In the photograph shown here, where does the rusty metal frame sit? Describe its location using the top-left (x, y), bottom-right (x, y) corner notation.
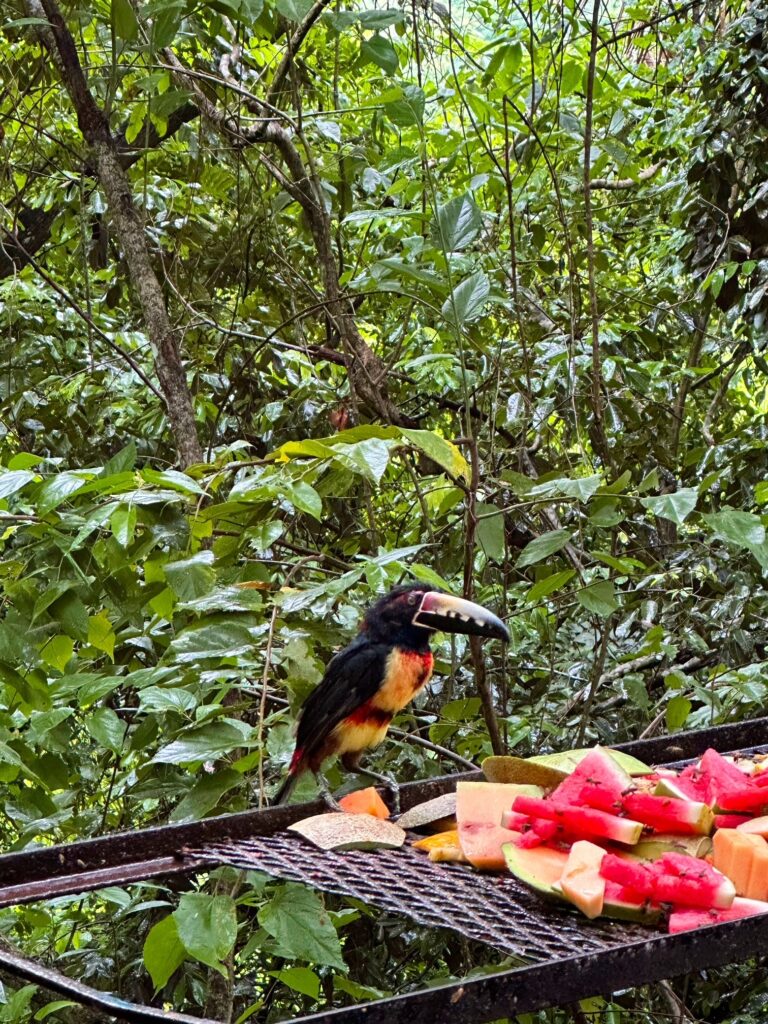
top-left (0, 715), bottom-right (765, 1023)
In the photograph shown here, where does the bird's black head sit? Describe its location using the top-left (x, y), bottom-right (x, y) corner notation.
top-left (361, 583), bottom-right (509, 648)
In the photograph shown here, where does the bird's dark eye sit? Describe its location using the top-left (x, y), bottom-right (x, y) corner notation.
top-left (408, 592), bottom-right (419, 605)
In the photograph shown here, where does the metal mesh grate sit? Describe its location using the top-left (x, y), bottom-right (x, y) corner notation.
top-left (192, 833), bottom-right (652, 962)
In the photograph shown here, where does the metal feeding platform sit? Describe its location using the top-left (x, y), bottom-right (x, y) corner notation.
top-left (0, 716), bottom-right (767, 1024)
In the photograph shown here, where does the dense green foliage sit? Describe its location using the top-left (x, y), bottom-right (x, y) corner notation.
top-left (1, 0), bottom-right (768, 1019)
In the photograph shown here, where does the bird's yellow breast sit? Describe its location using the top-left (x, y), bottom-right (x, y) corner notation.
top-left (375, 647), bottom-right (434, 713)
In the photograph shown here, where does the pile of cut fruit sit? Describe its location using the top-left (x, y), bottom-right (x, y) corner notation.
top-left (412, 745), bottom-right (768, 933)
top-left (287, 744), bottom-right (768, 934)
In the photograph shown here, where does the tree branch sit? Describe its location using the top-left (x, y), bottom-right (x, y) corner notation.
top-left (33, 0), bottom-right (202, 467)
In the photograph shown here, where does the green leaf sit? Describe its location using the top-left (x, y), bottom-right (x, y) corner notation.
top-left (702, 509), bottom-right (768, 569)
top-left (87, 707), bottom-right (127, 753)
top-left (529, 475), bottom-right (603, 502)
top-left (400, 428), bottom-right (470, 481)
top-left (275, 0), bottom-right (313, 18)
top-left (144, 916), bottom-right (185, 990)
top-left (167, 621), bottom-right (257, 662)
top-left (360, 35), bottom-right (399, 75)
top-left (384, 85), bottom-right (425, 126)
top-left (270, 967), bottom-right (321, 1000)
top-left (170, 768), bottom-right (242, 822)
top-left (40, 635), bottom-right (75, 673)
top-left (332, 438), bottom-right (393, 485)
top-left (151, 721), bottom-right (253, 764)
top-left (111, 0), bottom-right (139, 42)
top-left (50, 592), bottom-right (90, 642)
top-left (88, 610), bottom-right (115, 659)
top-left (525, 569), bottom-right (576, 603)
top-left (475, 502), bottom-right (505, 560)
top-left (35, 473), bottom-right (86, 514)
top-left (34, 1000), bottom-right (79, 1021)
top-left (515, 529), bottom-right (571, 568)
top-left (282, 480), bottom-right (323, 519)
top-left (151, 2), bottom-right (184, 47)
top-left (164, 552), bottom-right (216, 601)
top-left (640, 487), bottom-right (698, 525)
top-left (139, 686), bottom-right (197, 714)
top-left (432, 194), bottom-right (483, 251)
top-left (442, 271), bottom-right (490, 328)
top-left (0, 663), bottom-right (50, 709)
top-left (0, 470), bottom-right (36, 500)
top-left (577, 580), bottom-right (618, 617)
top-left (174, 893), bottom-right (237, 974)
top-left (110, 503), bottom-right (137, 547)
top-left (666, 694), bottom-right (692, 732)
top-left (702, 509), bottom-right (765, 547)
top-left (259, 883), bottom-right (345, 969)
top-left (357, 8), bottom-right (404, 28)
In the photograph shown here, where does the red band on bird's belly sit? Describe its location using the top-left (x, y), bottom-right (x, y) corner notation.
top-left (346, 702), bottom-right (393, 726)
top-left (289, 747), bottom-right (305, 773)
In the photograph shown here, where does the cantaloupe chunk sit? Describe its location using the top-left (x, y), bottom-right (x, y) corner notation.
top-left (737, 814), bottom-right (768, 838)
top-left (746, 844), bottom-right (768, 901)
top-left (712, 829), bottom-right (766, 897)
top-left (558, 840), bottom-right (606, 919)
top-left (456, 781), bottom-right (543, 870)
top-left (338, 786), bottom-right (390, 819)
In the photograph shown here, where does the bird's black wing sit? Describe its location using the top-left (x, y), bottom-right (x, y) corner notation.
top-left (294, 635), bottom-right (392, 760)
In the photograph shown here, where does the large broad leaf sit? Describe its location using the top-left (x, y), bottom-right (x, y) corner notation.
top-left (259, 883), bottom-right (345, 969)
top-left (432, 194), bottom-right (483, 251)
top-left (143, 916), bottom-right (185, 990)
top-left (174, 893), bottom-right (237, 974)
top-left (360, 35), bottom-right (399, 75)
top-left (111, 0), bottom-right (139, 42)
top-left (331, 438), bottom-right (394, 486)
top-left (525, 569), bottom-right (576, 604)
top-left (0, 470), bottom-right (37, 500)
top-left (167, 621), bottom-right (256, 662)
top-left (515, 529), bottom-right (571, 568)
top-left (384, 85), bottom-right (425, 126)
top-left (529, 475), bottom-right (603, 502)
top-left (442, 271), bottom-right (490, 328)
top-left (702, 509), bottom-right (768, 568)
top-left (270, 967), bottom-right (321, 1000)
top-left (281, 480), bottom-right (323, 519)
top-left (35, 473), bottom-right (86, 515)
top-left (577, 579), bottom-right (618, 617)
top-left (476, 502), bottom-right (505, 560)
top-left (640, 487), bottom-right (698, 525)
top-left (169, 768), bottom-right (241, 822)
top-left (400, 428), bottom-right (469, 481)
top-left (164, 551), bottom-right (216, 601)
top-left (151, 721), bottom-right (253, 764)
top-left (87, 707), bottom-right (127, 753)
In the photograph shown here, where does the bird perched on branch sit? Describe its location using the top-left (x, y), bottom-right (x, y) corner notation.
top-left (272, 583), bottom-right (509, 809)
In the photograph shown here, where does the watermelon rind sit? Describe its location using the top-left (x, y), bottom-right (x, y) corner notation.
top-left (631, 834), bottom-right (713, 860)
top-left (503, 843), bottom-right (661, 923)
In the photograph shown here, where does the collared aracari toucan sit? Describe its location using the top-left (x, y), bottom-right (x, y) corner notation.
top-left (272, 583), bottom-right (509, 807)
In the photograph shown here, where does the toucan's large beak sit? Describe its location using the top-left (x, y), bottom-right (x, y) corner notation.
top-left (412, 591), bottom-right (509, 641)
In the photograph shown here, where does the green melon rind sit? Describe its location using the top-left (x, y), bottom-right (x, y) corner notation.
top-left (528, 748), bottom-right (652, 777)
top-left (481, 755), bottom-right (567, 788)
top-left (502, 843), bottom-right (662, 924)
top-left (630, 835), bottom-right (713, 860)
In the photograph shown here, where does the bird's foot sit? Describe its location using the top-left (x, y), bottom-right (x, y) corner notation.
top-left (316, 775), bottom-right (342, 811)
